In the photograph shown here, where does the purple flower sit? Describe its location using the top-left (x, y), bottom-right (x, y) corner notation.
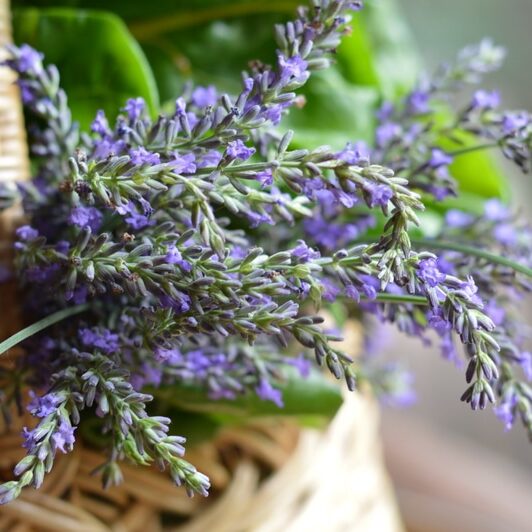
top-left (291, 240), bottom-right (320, 262)
top-left (407, 90), bottom-right (430, 114)
top-left (484, 198), bottom-right (509, 221)
top-left (402, 123), bottom-right (424, 145)
top-left (26, 264), bottom-right (61, 284)
top-left (91, 110), bottom-right (110, 136)
top-left (165, 244), bottom-right (192, 271)
top-left (170, 152), bottom-right (197, 174)
top-left (428, 149), bottom-right (453, 169)
top-left (143, 365), bottom-right (165, 387)
top-left (225, 140), bottom-right (255, 161)
top-left (417, 258), bottom-right (446, 287)
top-left (439, 334), bottom-right (462, 367)
top-left (18, 80), bottom-right (35, 104)
top-left (131, 364), bottom-right (164, 391)
top-left (123, 97), bottom-right (145, 121)
top-left (186, 350), bottom-right (222, 379)
top-left (129, 147), bottom-right (160, 166)
top-left (484, 299), bottom-right (505, 326)
top-left (117, 201), bottom-right (154, 230)
top-left (27, 391), bottom-right (62, 418)
top-left (51, 420), bottom-right (76, 453)
top-left (494, 393), bottom-right (518, 431)
top-left (278, 54), bottom-right (308, 84)
top-left (21, 426), bottom-right (38, 451)
top-left (16, 225), bottom-right (39, 241)
top-left (16, 44), bottom-right (43, 73)
top-left (320, 278), bottom-right (340, 302)
top-left (445, 209), bottom-right (474, 228)
top-left (304, 213), bottom-right (373, 250)
top-left (287, 354), bottom-right (311, 378)
top-left (139, 197), bottom-right (154, 217)
top-left (209, 388), bottom-right (238, 401)
top-left (175, 97), bottom-right (187, 116)
top-left (255, 378), bottom-right (284, 408)
top-left (493, 223), bottom-right (517, 245)
top-left (261, 104), bottom-right (284, 125)
top-left (517, 351), bottom-right (532, 381)
top-left (72, 285), bottom-right (89, 305)
top-left (191, 85), bottom-right (217, 107)
top-left (345, 284), bottom-right (360, 301)
top-left (155, 347), bottom-right (182, 364)
top-left (197, 150), bottom-right (222, 168)
top-left (160, 292), bottom-right (191, 314)
top-left (302, 178), bottom-right (325, 198)
top-left (427, 184), bottom-right (451, 201)
top-left (255, 169), bottom-right (273, 187)
top-left (247, 211), bottom-right (273, 228)
top-left (328, 187), bottom-right (357, 208)
top-left (471, 89), bottom-right (500, 110)
top-left (69, 206), bottom-right (103, 232)
top-left (361, 283), bottom-right (377, 300)
top-left (242, 77), bottom-right (254, 94)
top-left (365, 182), bottom-right (393, 208)
top-left (347, 1), bottom-right (363, 10)
top-left (337, 141), bottom-right (370, 165)
top-left (229, 246), bottom-right (247, 261)
top-left (459, 276), bottom-right (482, 305)
top-left (304, 216), bottom-right (337, 249)
top-left (79, 328), bottom-right (120, 354)
top-left (376, 101), bottom-right (394, 122)
top-left (375, 123), bottom-right (400, 147)
top-left (55, 241), bottom-right (70, 254)
top-left (92, 138), bottom-right (126, 159)
top-left (501, 111), bottom-right (530, 134)
top-left (428, 309), bottom-right (451, 335)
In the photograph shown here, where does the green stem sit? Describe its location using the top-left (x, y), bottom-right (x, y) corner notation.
top-left (0, 304), bottom-right (89, 356)
top-left (412, 239), bottom-right (532, 278)
top-left (447, 142), bottom-right (498, 157)
top-left (130, 1), bottom-right (300, 40)
top-left (374, 293), bottom-right (428, 305)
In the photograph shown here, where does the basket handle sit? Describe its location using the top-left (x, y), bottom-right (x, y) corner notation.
top-left (0, 0), bottom-right (29, 341)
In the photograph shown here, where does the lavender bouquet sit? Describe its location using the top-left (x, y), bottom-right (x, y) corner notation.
top-left (0, 0), bottom-right (530, 505)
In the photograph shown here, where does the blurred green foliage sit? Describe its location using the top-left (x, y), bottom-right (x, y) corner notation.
top-left (13, 8), bottom-right (159, 127)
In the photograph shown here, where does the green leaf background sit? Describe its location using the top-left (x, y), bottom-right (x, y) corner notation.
top-left (13, 8), bottom-right (160, 128)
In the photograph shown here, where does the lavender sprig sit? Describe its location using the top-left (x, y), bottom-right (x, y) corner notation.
top-left (0, 388), bottom-right (75, 504)
top-left (3, 45), bottom-right (78, 177)
top-left (0, 350), bottom-right (209, 501)
top-left (366, 40), bottom-right (530, 199)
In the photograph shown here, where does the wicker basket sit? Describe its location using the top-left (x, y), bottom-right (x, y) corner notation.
top-left (0, 1), bottom-right (404, 530)
top-left (0, 393), bottom-right (404, 532)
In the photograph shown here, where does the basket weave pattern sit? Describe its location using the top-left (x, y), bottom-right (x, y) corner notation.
top-left (0, 396), bottom-right (403, 532)
top-left (0, 1), bottom-right (403, 529)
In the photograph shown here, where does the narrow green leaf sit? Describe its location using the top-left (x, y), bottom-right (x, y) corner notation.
top-left (412, 239), bottom-right (532, 278)
top-left (0, 304), bottom-right (89, 355)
